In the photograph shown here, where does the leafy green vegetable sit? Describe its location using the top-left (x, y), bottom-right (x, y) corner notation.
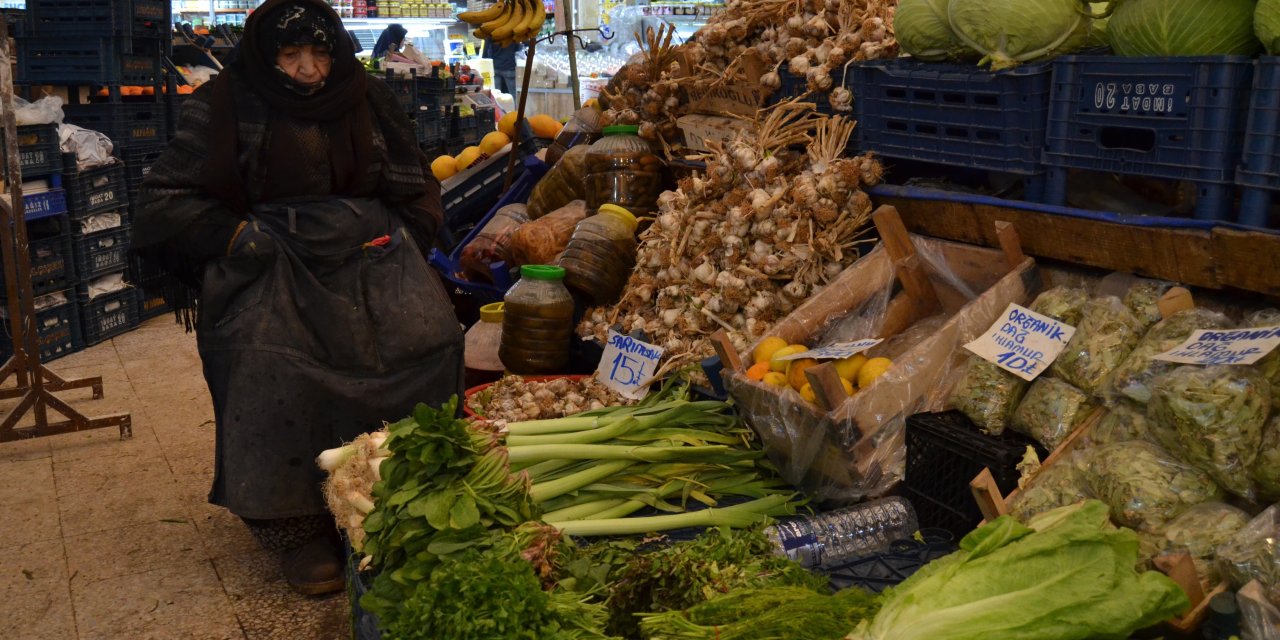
top-left (1245, 309), bottom-right (1280, 407)
top-left (1031, 286), bottom-right (1088, 326)
top-left (1087, 401), bottom-right (1154, 447)
top-left (1101, 0), bottom-right (1262, 56)
top-left (1147, 365), bottom-right (1272, 499)
top-left (1008, 451), bottom-right (1089, 523)
top-left (1082, 441), bottom-right (1222, 532)
top-left (1122, 280), bottom-right (1174, 330)
top-left (849, 501), bottom-right (1190, 640)
top-left (1260, 0), bottom-right (1280, 53)
top-left (1156, 502), bottom-right (1251, 587)
top-left (1216, 504), bottom-right (1280, 606)
top-left (947, 0), bottom-right (1096, 69)
top-left (1011, 377), bottom-right (1096, 450)
top-left (894, 0), bottom-right (974, 61)
top-left (1253, 415), bottom-right (1280, 502)
top-left (1109, 308), bottom-right (1232, 405)
top-left (638, 586), bottom-right (879, 639)
top-left (948, 356), bottom-right (1029, 435)
top-left (1052, 296), bottom-right (1145, 396)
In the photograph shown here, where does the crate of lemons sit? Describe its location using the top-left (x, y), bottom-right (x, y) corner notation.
top-left (744, 336), bottom-right (893, 406)
top-left (430, 111), bottom-right (564, 181)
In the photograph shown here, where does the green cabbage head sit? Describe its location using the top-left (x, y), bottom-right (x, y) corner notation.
top-left (894, 0), bottom-right (975, 61)
top-left (1104, 0), bottom-right (1262, 56)
top-left (1259, 0), bottom-right (1280, 54)
top-left (948, 0), bottom-right (1094, 69)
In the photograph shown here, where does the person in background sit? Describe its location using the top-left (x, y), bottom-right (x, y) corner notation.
top-left (372, 23), bottom-right (408, 60)
top-left (131, 0), bottom-right (463, 596)
top-left (485, 38), bottom-right (521, 96)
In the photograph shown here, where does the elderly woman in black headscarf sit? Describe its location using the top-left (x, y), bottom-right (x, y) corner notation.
top-left (132, 0), bottom-right (463, 595)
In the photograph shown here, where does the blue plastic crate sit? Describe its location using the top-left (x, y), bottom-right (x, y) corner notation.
top-left (1043, 55), bottom-right (1254, 221)
top-left (850, 59), bottom-right (1053, 181)
top-left (2, 124), bottom-right (62, 179)
top-left (63, 163), bottom-right (129, 219)
top-left (73, 225), bottom-right (132, 282)
top-left (77, 284), bottom-right (138, 345)
top-left (0, 291), bottom-right (83, 361)
top-left (1238, 57), bottom-right (1280, 228)
top-left (17, 36), bottom-right (163, 86)
top-left (15, 187), bottom-right (68, 221)
top-left (0, 216), bottom-right (74, 295)
top-left (25, 0), bottom-right (170, 38)
top-left (771, 68), bottom-right (834, 115)
top-left (63, 101), bottom-right (167, 148)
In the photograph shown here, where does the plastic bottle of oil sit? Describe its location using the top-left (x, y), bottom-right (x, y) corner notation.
top-left (464, 302), bottom-right (506, 388)
top-left (545, 106), bottom-right (603, 166)
top-left (499, 265), bottom-right (575, 374)
top-left (559, 204), bottom-right (638, 305)
top-left (583, 125), bottom-right (665, 216)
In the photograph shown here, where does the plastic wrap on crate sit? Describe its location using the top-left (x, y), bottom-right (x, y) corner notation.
top-left (439, 139), bottom-right (540, 251)
top-left (1239, 580), bottom-right (1280, 640)
top-left (722, 236), bottom-right (1042, 504)
top-left (1216, 504), bottom-right (1280, 608)
top-left (62, 102), bottom-right (168, 149)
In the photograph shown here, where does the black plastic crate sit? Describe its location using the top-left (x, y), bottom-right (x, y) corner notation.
top-left (1043, 55), bottom-right (1255, 221)
top-left (1238, 57), bottom-right (1280, 228)
top-left (63, 163), bottom-right (129, 218)
top-left (26, 0), bottom-right (170, 38)
top-left (772, 68), bottom-right (834, 115)
top-left (416, 106), bottom-right (449, 152)
top-left (17, 36), bottom-right (164, 86)
top-left (379, 69), bottom-right (416, 113)
top-left (439, 139), bottom-right (536, 250)
top-left (135, 287), bottom-right (168, 320)
top-left (62, 102), bottom-right (167, 148)
top-left (73, 225), bottom-right (131, 282)
top-left (116, 145), bottom-right (164, 200)
top-left (2, 124), bottom-right (62, 178)
top-left (0, 291), bottom-right (82, 361)
top-left (850, 59), bottom-right (1053, 179)
top-left (0, 216), bottom-right (74, 295)
top-left (77, 284), bottom-right (138, 345)
top-left (904, 411), bottom-right (1046, 539)
top-left (824, 529), bottom-right (956, 592)
top-left (412, 72), bottom-right (455, 112)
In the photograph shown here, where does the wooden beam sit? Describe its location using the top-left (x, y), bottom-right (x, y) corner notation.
top-left (994, 221), bottom-right (1025, 270)
top-left (970, 468), bottom-right (1007, 522)
top-left (804, 362), bottom-right (849, 412)
top-left (709, 330), bottom-right (743, 373)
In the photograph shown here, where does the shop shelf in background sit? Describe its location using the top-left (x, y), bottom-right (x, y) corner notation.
top-left (63, 162), bottom-right (129, 218)
top-left (73, 225), bottom-right (132, 282)
top-left (62, 101), bottom-right (167, 148)
top-left (903, 411), bottom-right (1046, 540)
top-left (17, 36), bottom-right (164, 86)
top-left (25, 0), bottom-right (170, 39)
top-left (1043, 55), bottom-right (1254, 221)
top-left (77, 284), bottom-right (138, 346)
top-left (849, 59), bottom-right (1053, 196)
top-left (1, 124), bottom-right (62, 178)
top-left (0, 290), bottom-right (83, 362)
top-left (1238, 57), bottom-right (1280, 228)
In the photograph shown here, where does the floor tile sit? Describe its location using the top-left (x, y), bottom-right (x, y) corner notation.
top-left (65, 519), bottom-right (205, 587)
top-left (0, 539), bottom-right (76, 640)
top-left (0, 461), bottom-right (60, 550)
top-left (72, 560), bottom-right (244, 640)
top-left (0, 457), bottom-right (54, 506)
top-left (191, 502), bottom-right (261, 563)
top-left (213, 552), bottom-right (350, 640)
top-left (46, 419), bottom-right (160, 465)
top-left (53, 445), bottom-right (165, 498)
top-left (56, 467), bottom-right (188, 537)
top-left (0, 435), bottom-right (52, 463)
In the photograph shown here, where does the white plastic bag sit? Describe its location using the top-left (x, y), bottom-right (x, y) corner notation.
top-left (58, 124), bottom-right (115, 171)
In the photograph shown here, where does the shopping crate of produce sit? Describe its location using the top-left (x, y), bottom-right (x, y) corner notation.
top-left (1043, 55), bottom-right (1255, 221)
top-left (25, 0), bottom-right (170, 38)
top-left (1238, 57), bottom-right (1280, 228)
top-left (17, 36), bottom-right (164, 86)
top-left (0, 290), bottom-right (83, 361)
top-left (1, 124), bottom-right (62, 178)
top-left (73, 224), bottom-right (132, 282)
top-left (438, 136), bottom-right (540, 252)
top-left (903, 411), bottom-right (1046, 539)
top-left (77, 282), bottom-right (138, 345)
top-left (62, 101), bottom-right (167, 148)
top-left (63, 162), bottom-right (129, 218)
top-left (849, 59), bottom-right (1053, 182)
top-left (116, 145), bottom-right (164, 200)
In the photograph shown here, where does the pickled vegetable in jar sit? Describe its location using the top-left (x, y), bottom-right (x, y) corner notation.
top-left (499, 265), bottom-right (575, 374)
top-left (584, 125), bottom-right (665, 217)
top-left (560, 204), bottom-right (638, 305)
top-left (464, 302), bottom-right (505, 387)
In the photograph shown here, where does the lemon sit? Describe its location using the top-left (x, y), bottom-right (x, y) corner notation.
top-left (768, 345), bottom-right (807, 372)
top-left (799, 383), bottom-right (817, 404)
top-left (762, 372), bottom-right (788, 388)
top-left (834, 353), bottom-right (868, 382)
top-left (753, 336), bottom-right (789, 366)
top-left (455, 146), bottom-right (483, 172)
top-left (479, 130), bottom-right (511, 156)
top-left (857, 357), bottom-right (893, 389)
top-left (430, 155), bottom-right (458, 181)
top-left (498, 111), bottom-right (520, 138)
top-left (841, 377), bottom-right (856, 396)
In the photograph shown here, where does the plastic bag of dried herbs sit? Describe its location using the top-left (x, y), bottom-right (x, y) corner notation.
top-left (1109, 308), bottom-right (1233, 405)
top-left (1246, 309), bottom-right (1280, 407)
top-left (1011, 377), bottom-right (1097, 450)
top-left (1216, 504), bottom-right (1280, 608)
top-left (1123, 280), bottom-right (1175, 330)
top-left (1087, 401), bottom-right (1154, 448)
top-left (1008, 451), bottom-right (1090, 523)
top-left (1030, 286), bottom-right (1089, 326)
top-left (1147, 365), bottom-right (1272, 499)
top-left (948, 356), bottom-right (1029, 435)
top-left (1052, 297), bottom-right (1146, 396)
top-left (1082, 441), bottom-right (1223, 532)
top-left (1156, 502), bottom-right (1252, 586)
top-left (1254, 416), bottom-right (1280, 502)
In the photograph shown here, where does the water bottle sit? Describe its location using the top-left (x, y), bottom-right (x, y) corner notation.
top-left (767, 497), bottom-right (918, 569)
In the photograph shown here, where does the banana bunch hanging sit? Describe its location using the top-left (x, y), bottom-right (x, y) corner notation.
top-left (458, 0), bottom-right (547, 46)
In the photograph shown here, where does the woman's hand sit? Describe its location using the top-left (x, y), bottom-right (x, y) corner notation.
top-left (227, 220), bottom-right (278, 260)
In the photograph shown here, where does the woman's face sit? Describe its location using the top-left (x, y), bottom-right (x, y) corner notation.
top-left (276, 43), bottom-right (333, 89)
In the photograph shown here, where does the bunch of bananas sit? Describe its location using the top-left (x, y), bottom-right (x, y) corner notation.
top-left (458, 0), bottom-right (546, 46)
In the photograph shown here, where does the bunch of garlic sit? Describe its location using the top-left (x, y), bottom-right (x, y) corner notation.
top-left (600, 25), bottom-right (689, 153)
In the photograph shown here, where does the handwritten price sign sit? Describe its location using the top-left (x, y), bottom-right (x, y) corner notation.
top-left (1153, 325), bottom-right (1280, 366)
top-left (965, 303), bottom-right (1078, 381)
top-left (596, 330), bottom-right (665, 400)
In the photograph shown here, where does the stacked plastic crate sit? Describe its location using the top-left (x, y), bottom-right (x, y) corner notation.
top-left (0, 127), bottom-right (80, 361)
top-left (62, 160), bottom-right (138, 345)
top-left (119, 133), bottom-right (170, 321)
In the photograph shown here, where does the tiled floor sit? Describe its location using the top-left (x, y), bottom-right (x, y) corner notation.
top-left (0, 318), bottom-right (350, 640)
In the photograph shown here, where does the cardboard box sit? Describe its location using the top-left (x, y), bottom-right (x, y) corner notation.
top-left (677, 114), bottom-right (754, 151)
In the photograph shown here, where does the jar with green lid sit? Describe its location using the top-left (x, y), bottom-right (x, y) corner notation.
top-left (464, 302), bottom-right (505, 387)
top-left (499, 265), bottom-right (575, 374)
top-left (584, 125), bottom-right (665, 217)
top-left (560, 204), bottom-right (638, 305)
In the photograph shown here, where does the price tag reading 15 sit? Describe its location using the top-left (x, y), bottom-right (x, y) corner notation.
top-left (964, 303), bottom-right (1078, 382)
top-left (596, 330), bottom-right (665, 400)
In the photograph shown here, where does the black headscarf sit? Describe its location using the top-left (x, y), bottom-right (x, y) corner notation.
top-left (372, 24), bottom-right (408, 59)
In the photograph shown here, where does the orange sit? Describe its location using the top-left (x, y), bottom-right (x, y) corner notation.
top-left (745, 362), bottom-right (770, 381)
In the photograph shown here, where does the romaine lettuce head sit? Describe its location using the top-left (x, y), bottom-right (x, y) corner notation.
top-left (849, 501), bottom-right (1190, 640)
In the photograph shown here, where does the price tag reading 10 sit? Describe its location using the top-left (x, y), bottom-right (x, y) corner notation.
top-left (596, 330), bottom-right (666, 400)
top-left (964, 303), bottom-right (1078, 382)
